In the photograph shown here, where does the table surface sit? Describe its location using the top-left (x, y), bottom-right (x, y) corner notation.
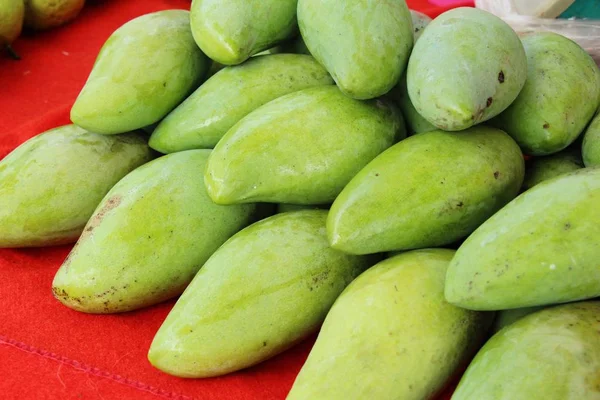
top-left (0, 1), bottom-right (473, 399)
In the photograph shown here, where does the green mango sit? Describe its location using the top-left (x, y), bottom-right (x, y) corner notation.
top-left (492, 32), bottom-right (600, 156)
top-left (407, 7), bottom-right (527, 131)
top-left (0, 125), bottom-right (153, 248)
top-left (491, 306), bottom-right (545, 333)
top-left (277, 203), bottom-right (328, 213)
top-left (410, 9), bottom-right (431, 41)
top-left (0, 0), bottom-right (24, 56)
top-left (583, 110), bottom-right (600, 167)
top-left (190, 0), bottom-right (298, 65)
top-left (522, 145), bottom-right (583, 191)
top-left (52, 150), bottom-right (256, 313)
top-left (452, 301), bottom-right (600, 400)
top-left (148, 210), bottom-right (373, 378)
top-left (388, 11), bottom-right (435, 135)
top-left (327, 126), bottom-right (524, 255)
top-left (205, 86), bottom-right (404, 205)
top-left (287, 249), bottom-right (493, 400)
top-left (297, 0), bottom-right (413, 100)
top-left (71, 10), bottom-right (209, 135)
top-left (149, 54), bottom-right (333, 153)
top-left (445, 168), bottom-right (600, 311)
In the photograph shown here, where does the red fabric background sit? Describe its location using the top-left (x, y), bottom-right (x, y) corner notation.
top-left (0, 1), bottom-right (473, 399)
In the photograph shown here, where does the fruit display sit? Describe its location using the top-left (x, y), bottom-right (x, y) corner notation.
top-left (2, 1), bottom-right (600, 399)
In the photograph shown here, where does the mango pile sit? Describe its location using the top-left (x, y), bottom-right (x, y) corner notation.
top-left (1, 2), bottom-right (600, 399)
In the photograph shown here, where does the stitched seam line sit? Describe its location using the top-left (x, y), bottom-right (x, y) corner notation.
top-left (0, 335), bottom-right (195, 400)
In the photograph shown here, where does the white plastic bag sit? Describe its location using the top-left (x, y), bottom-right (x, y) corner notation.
top-left (475, 0), bottom-right (600, 65)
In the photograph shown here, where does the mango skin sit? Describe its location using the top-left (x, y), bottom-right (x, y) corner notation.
top-left (71, 10), bottom-right (209, 135)
top-left (491, 306), bottom-right (545, 333)
top-left (522, 145), bottom-right (583, 190)
top-left (492, 32), bottom-right (600, 156)
top-left (148, 210), bottom-right (373, 378)
top-left (205, 86), bottom-right (404, 205)
top-left (327, 126), bottom-right (525, 255)
top-left (0, 0), bottom-right (24, 46)
top-left (452, 302), bottom-right (600, 400)
top-left (0, 125), bottom-right (153, 248)
top-left (190, 0), bottom-right (298, 65)
top-left (298, 0), bottom-right (413, 100)
top-left (287, 249), bottom-right (493, 400)
top-left (407, 7), bottom-right (527, 131)
top-left (583, 110), bottom-right (600, 167)
top-left (277, 203), bottom-right (328, 213)
top-left (388, 11), bottom-right (435, 135)
top-left (445, 167), bottom-right (600, 311)
top-left (52, 150), bottom-right (256, 313)
top-left (149, 54), bottom-right (333, 153)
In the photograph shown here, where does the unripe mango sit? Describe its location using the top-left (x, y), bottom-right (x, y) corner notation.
top-left (446, 168), bottom-right (600, 310)
top-left (52, 150), bottom-right (256, 313)
top-left (493, 32), bottom-right (600, 156)
top-left (190, 0), bottom-right (298, 65)
top-left (298, 0), bottom-right (414, 99)
top-left (148, 210), bottom-right (373, 377)
top-left (71, 10), bottom-right (209, 135)
top-left (149, 54), bottom-right (333, 153)
top-left (205, 86), bottom-right (404, 205)
top-left (287, 249), bottom-right (493, 400)
top-left (522, 145), bottom-right (583, 190)
top-left (328, 126), bottom-right (525, 255)
top-left (0, 125), bottom-right (153, 248)
top-left (583, 110), bottom-right (600, 167)
top-left (407, 7), bottom-right (527, 131)
top-left (452, 302), bottom-right (600, 400)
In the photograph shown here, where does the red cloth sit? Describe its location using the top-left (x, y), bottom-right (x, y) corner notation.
top-left (0, 1), bottom-right (472, 399)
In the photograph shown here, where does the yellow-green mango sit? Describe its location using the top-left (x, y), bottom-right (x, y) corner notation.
top-left (452, 301), bottom-right (600, 400)
top-left (388, 10), bottom-right (435, 135)
top-left (492, 32), bottom-right (600, 156)
top-left (277, 203), bottom-right (328, 213)
top-left (149, 54), bottom-right (333, 153)
top-left (327, 126), bottom-right (524, 255)
top-left (445, 168), bottom-right (600, 311)
top-left (190, 0), bottom-right (298, 65)
top-left (297, 0), bottom-right (413, 100)
top-left (0, 125), bottom-right (153, 248)
top-left (205, 86), bottom-right (404, 205)
top-left (407, 8), bottom-right (527, 131)
top-left (522, 145), bottom-right (583, 191)
top-left (0, 0), bottom-right (24, 57)
top-left (148, 210), bottom-right (373, 378)
top-left (491, 306), bottom-right (545, 333)
top-left (583, 110), bottom-right (600, 167)
top-left (287, 249), bottom-right (493, 400)
top-left (52, 150), bottom-right (256, 313)
top-left (71, 10), bottom-right (209, 135)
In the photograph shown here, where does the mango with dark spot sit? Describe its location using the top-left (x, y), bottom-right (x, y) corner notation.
top-left (71, 10), bottom-right (209, 135)
top-left (149, 54), bottom-right (333, 153)
top-left (0, 124), bottom-right (153, 248)
top-left (327, 126), bottom-right (524, 255)
top-left (445, 168), bottom-right (600, 310)
top-left (148, 211), bottom-right (373, 378)
top-left (190, 0), bottom-right (298, 65)
top-left (583, 109), bottom-right (600, 167)
top-left (52, 150), bottom-right (256, 313)
top-left (452, 301), bottom-right (600, 400)
top-left (522, 144), bottom-right (583, 191)
top-left (287, 249), bottom-right (493, 400)
top-left (297, 0), bottom-right (413, 99)
top-left (407, 8), bottom-right (527, 131)
top-left (492, 32), bottom-right (600, 156)
top-left (204, 86), bottom-right (404, 205)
